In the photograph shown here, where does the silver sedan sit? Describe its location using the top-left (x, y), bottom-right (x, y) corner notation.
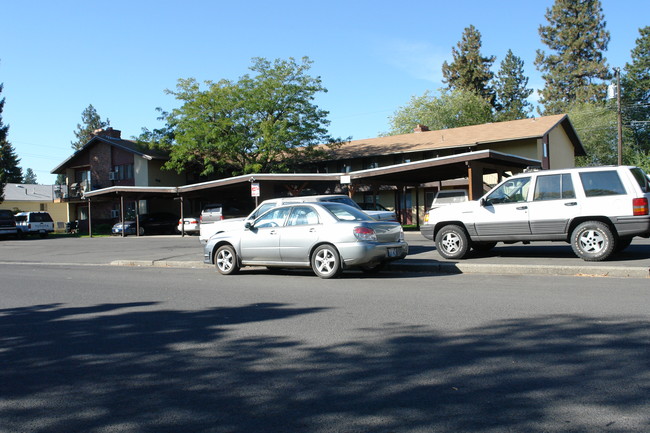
top-left (203, 202), bottom-right (408, 278)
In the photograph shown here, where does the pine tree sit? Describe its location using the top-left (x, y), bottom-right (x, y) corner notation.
top-left (23, 168), bottom-right (37, 184)
top-left (494, 49), bottom-right (533, 121)
top-left (71, 104), bottom-right (109, 150)
top-left (441, 25), bottom-right (497, 107)
top-left (535, 0), bottom-right (611, 114)
top-left (621, 26), bottom-right (650, 152)
top-left (1, 80), bottom-right (23, 202)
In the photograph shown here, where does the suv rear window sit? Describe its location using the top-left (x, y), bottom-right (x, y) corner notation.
top-left (629, 167), bottom-right (650, 193)
top-left (31, 213), bottom-right (53, 222)
top-left (0, 210), bottom-right (14, 218)
top-left (579, 171), bottom-right (626, 197)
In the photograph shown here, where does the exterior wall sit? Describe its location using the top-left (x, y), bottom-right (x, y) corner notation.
top-left (480, 138), bottom-right (540, 161)
top-left (548, 127), bottom-right (576, 169)
top-left (146, 159), bottom-right (186, 186)
top-left (89, 142), bottom-right (112, 189)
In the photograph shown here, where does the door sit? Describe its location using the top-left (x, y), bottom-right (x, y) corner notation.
top-left (474, 176), bottom-right (532, 239)
top-left (278, 206), bottom-right (321, 264)
top-left (527, 173), bottom-right (581, 237)
top-left (240, 207), bottom-right (291, 262)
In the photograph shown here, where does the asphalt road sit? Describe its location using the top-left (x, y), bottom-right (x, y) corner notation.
top-left (1, 264), bottom-right (649, 432)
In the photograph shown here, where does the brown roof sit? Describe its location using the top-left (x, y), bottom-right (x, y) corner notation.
top-left (324, 114), bottom-right (584, 159)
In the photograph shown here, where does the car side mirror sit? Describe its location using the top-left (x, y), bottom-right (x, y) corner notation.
top-left (480, 198), bottom-right (486, 207)
top-left (244, 222), bottom-right (253, 230)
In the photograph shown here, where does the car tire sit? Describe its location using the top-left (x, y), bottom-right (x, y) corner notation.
top-left (435, 224), bottom-right (470, 259)
top-left (571, 221), bottom-right (615, 261)
top-left (311, 244), bottom-right (342, 279)
top-left (215, 245), bottom-right (240, 275)
top-left (138, 227), bottom-right (145, 236)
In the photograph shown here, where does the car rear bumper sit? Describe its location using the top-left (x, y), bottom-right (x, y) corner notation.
top-left (613, 215), bottom-right (650, 237)
top-left (338, 241), bottom-right (409, 267)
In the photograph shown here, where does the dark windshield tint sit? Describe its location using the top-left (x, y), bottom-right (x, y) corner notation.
top-left (630, 167), bottom-right (649, 193)
top-left (579, 171), bottom-right (626, 197)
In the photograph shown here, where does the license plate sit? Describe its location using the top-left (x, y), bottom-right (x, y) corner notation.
top-left (387, 247), bottom-right (400, 257)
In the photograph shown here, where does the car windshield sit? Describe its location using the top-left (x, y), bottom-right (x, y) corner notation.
top-left (320, 202), bottom-right (370, 221)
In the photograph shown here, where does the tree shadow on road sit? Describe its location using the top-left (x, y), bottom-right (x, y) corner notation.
top-left (1, 303), bottom-right (648, 432)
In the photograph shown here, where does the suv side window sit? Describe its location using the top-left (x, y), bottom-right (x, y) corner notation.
top-left (629, 167), bottom-right (650, 193)
top-left (486, 177), bottom-right (531, 205)
top-left (533, 174), bottom-right (575, 201)
top-left (579, 171), bottom-right (626, 197)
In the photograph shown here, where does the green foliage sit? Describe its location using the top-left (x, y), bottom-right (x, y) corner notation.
top-left (23, 168), bottom-right (37, 184)
top-left (71, 104), bottom-right (110, 150)
top-left (140, 57), bottom-right (340, 177)
top-left (569, 101), bottom-right (637, 166)
top-left (1, 80), bottom-right (23, 203)
top-left (535, 0), bottom-right (611, 114)
top-left (387, 88), bottom-right (495, 135)
top-left (494, 50), bottom-right (534, 121)
top-left (621, 26), bottom-right (650, 152)
top-left (442, 25), bottom-right (497, 107)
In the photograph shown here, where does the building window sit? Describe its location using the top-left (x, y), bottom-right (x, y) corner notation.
top-left (113, 164), bottom-right (134, 180)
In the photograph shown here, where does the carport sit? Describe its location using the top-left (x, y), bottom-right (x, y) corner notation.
top-left (82, 149), bottom-right (539, 235)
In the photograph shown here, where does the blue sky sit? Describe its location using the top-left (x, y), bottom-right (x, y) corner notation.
top-left (1, 0), bottom-right (648, 184)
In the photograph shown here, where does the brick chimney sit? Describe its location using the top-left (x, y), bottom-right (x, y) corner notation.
top-left (92, 127), bottom-right (122, 139)
top-left (413, 124), bottom-right (429, 133)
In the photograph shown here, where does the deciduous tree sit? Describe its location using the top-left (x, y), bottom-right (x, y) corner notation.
top-left (387, 88), bottom-right (494, 135)
top-left (140, 57), bottom-right (341, 178)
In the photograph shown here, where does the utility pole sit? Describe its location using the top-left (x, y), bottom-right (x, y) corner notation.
top-left (615, 67), bottom-right (623, 165)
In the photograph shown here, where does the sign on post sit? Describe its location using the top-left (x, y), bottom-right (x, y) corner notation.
top-left (251, 182), bottom-right (260, 197)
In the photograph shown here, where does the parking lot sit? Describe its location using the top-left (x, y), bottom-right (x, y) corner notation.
top-left (1, 232), bottom-right (649, 278)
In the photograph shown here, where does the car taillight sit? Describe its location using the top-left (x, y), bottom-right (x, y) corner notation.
top-left (353, 226), bottom-right (377, 241)
top-left (220, 215), bottom-right (225, 220)
top-left (633, 197), bottom-right (648, 216)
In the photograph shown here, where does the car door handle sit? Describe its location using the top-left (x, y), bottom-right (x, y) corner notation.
top-left (309, 228), bottom-right (317, 232)
top-left (565, 202), bottom-right (578, 206)
top-left (516, 206), bottom-right (528, 210)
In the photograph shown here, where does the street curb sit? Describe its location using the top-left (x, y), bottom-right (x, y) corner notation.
top-left (111, 259), bottom-right (650, 278)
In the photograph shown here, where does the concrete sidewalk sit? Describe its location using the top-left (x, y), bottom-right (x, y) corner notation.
top-left (107, 232), bottom-right (650, 278)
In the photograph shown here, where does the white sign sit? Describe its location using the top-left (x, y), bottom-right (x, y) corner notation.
top-left (251, 182), bottom-right (260, 197)
top-left (340, 175), bottom-right (351, 184)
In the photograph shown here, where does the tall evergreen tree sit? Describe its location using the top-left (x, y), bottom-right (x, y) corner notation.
top-left (494, 49), bottom-right (533, 121)
top-left (23, 168), bottom-right (37, 184)
top-left (1, 79), bottom-right (23, 202)
top-left (441, 25), bottom-right (497, 107)
top-left (71, 104), bottom-right (109, 150)
top-left (535, 0), bottom-right (611, 114)
top-left (621, 26), bottom-right (650, 152)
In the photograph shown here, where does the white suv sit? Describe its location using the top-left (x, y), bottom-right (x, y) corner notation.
top-left (420, 166), bottom-right (650, 261)
top-left (15, 211), bottom-right (55, 238)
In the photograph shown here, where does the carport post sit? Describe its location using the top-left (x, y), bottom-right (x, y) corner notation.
top-left (179, 196), bottom-right (185, 237)
top-left (120, 195), bottom-right (125, 238)
top-left (87, 198), bottom-right (93, 238)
